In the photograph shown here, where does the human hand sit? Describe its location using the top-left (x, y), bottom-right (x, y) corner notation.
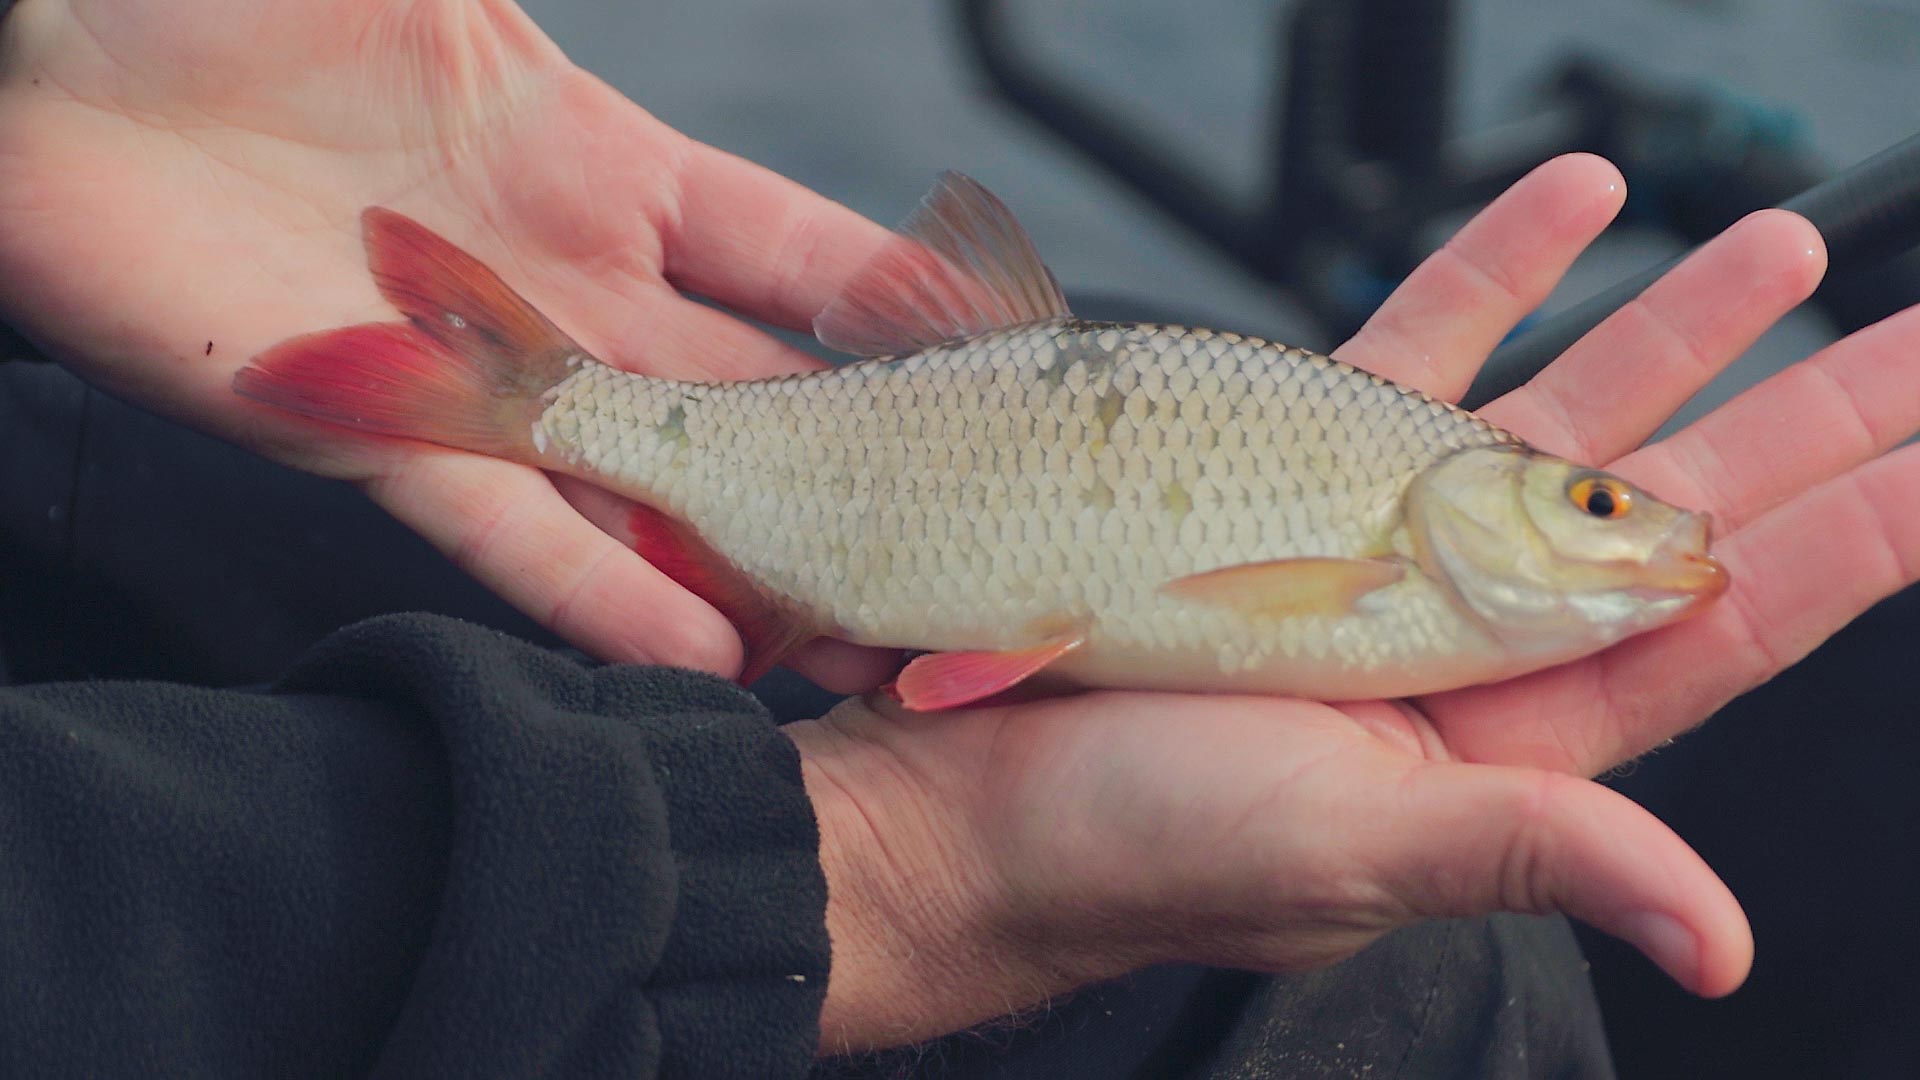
top-left (0, 0), bottom-right (897, 689)
top-left (11, 5), bottom-right (1915, 1053)
top-left (793, 155), bottom-right (1920, 1052)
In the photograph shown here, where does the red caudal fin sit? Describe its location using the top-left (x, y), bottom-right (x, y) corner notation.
top-left (891, 630), bottom-right (1086, 711)
top-left (233, 208), bottom-right (585, 458)
top-left (234, 322), bottom-right (538, 457)
top-left (628, 504), bottom-right (816, 685)
top-left (359, 208), bottom-right (579, 375)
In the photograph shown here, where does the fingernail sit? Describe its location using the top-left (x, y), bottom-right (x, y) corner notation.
top-left (1621, 911), bottom-right (1698, 986)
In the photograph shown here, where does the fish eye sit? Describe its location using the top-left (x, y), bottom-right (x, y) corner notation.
top-left (1568, 475), bottom-right (1632, 520)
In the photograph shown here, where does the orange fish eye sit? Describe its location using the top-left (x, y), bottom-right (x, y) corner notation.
top-left (1568, 475), bottom-right (1633, 519)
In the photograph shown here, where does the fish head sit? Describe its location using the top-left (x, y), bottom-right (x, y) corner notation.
top-left (1404, 446), bottom-right (1727, 656)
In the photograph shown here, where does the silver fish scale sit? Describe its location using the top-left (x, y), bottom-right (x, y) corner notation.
top-left (537, 320), bottom-right (1519, 687)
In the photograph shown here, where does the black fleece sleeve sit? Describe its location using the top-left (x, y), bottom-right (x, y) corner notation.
top-left (0, 613), bottom-right (830, 1079)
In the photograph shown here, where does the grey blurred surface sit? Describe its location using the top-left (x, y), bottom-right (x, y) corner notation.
top-left (519, 0), bottom-right (1916, 433)
top-left (517, 3), bottom-right (1310, 342)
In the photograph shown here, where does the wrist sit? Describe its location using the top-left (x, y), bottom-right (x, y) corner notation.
top-left (788, 706), bottom-right (1126, 1054)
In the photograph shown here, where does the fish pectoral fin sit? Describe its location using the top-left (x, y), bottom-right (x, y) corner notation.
top-left (813, 172), bottom-right (1073, 358)
top-left (889, 628), bottom-right (1087, 712)
top-left (1160, 557), bottom-right (1406, 618)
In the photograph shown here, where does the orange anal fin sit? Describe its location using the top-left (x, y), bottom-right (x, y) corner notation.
top-left (628, 504), bottom-right (812, 685)
top-left (1160, 557), bottom-right (1406, 618)
top-left (891, 631), bottom-right (1085, 712)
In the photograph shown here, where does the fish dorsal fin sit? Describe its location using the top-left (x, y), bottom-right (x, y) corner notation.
top-left (813, 172), bottom-right (1072, 357)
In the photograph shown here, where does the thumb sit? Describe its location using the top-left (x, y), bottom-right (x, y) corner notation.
top-left (1371, 762), bottom-right (1752, 997)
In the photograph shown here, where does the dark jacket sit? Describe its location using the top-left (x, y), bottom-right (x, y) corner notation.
top-left (0, 612), bottom-right (831, 1077)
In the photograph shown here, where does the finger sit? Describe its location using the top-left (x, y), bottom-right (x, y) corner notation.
top-left (1332, 153), bottom-right (1625, 398)
top-left (1378, 762), bottom-right (1751, 997)
top-left (358, 192), bottom-right (828, 385)
top-left (1424, 301), bottom-right (1918, 773)
top-left (1578, 441), bottom-right (1920, 766)
top-left (1617, 301), bottom-right (1920, 533)
top-left (1481, 209), bottom-right (1826, 463)
top-left (1425, 440), bottom-right (1920, 774)
top-left (367, 453), bottom-right (745, 675)
top-left (591, 285), bottom-right (828, 381)
top-left (787, 638), bottom-right (904, 696)
top-left (663, 141), bottom-right (894, 332)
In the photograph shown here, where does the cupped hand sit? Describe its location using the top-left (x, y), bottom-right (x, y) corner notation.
top-left (0, 0), bottom-right (898, 689)
top-left (793, 155), bottom-right (1920, 1051)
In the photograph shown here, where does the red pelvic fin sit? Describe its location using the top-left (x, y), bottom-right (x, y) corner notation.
top-left (627, 504), bottom-right (813, 685)
top-left (235, 208), bottom-right (588, 456)
top-left (891, 630), bottom-right (1086, 712)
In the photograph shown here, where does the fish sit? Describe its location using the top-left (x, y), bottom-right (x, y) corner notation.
top-left (233, 172), bottom-right (1728, 711)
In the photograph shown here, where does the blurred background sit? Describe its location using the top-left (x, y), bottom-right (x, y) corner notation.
top-left (507, 1), bottom-right (1920, 1076)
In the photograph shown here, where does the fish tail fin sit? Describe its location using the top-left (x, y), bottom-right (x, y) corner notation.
top-left (234, 207), bottom-right (585, 460)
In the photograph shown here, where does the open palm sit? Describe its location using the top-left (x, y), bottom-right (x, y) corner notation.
top-left (0, 0), bottom-right (898, 687)
top-left (792, 156), bottom-right (1919, 1041)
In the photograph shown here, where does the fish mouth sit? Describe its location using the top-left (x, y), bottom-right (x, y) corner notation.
top-left (1637, 512), bottom-right (1730, 600)
top-left (1640, 551), bottom-right (1730, 597)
